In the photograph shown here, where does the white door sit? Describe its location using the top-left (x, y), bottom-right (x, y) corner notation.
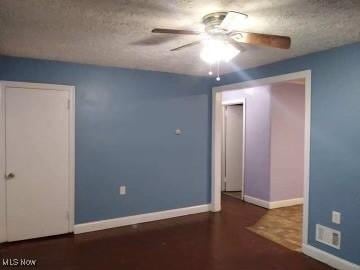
top-left (224, 105), bottom-right (244, 191)
top-left (5, 86), bottom-right (71, 241)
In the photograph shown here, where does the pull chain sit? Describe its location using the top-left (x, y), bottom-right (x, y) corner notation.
top-left (216, 60), bottom-right (221, 81)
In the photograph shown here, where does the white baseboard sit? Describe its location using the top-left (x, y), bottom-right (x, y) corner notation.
top-left (269, 198), bottom-right (303, 209)
top-left (244, 195), bottom-right (270, 208)
top-left (244, 195), bottom-right (303, 209)
top-left (74, 204), bottom-right (211, 234)
top-left (303, 244), bottom-right (360, 270)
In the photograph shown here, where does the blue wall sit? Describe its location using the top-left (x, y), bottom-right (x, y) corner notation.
top-left (0, 57), bottom-right (212, 224)
top-left (217, 42), bottom-right (360, 264)
top-left (1, 42), bottom-right (359, 265)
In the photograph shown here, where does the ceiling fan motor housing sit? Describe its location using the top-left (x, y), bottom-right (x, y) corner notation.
top-left (202, 12), bottom-right (228, 34)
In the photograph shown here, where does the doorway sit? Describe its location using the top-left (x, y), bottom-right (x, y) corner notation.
top-left (222, 101), bottom-right (245, 200)
top-left (211, 70), bottom-right (311, 251)
top-left (0, 81), bottom-right (75, 242)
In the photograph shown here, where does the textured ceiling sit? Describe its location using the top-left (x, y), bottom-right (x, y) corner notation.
top-left (1, 0), bottom-right (360, 76)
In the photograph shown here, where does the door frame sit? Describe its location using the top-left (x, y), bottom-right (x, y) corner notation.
top-left (211, 70), bottom-right (311, 248)
top-left (221, 99), bottom-right (246, 199)
top-left (0, 81), bottom-right (75, 242)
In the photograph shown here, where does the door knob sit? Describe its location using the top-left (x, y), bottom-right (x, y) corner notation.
top-left (5, 172), bottom-right (15, 180)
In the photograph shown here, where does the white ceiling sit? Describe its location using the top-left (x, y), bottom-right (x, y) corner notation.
top-left (1, 0), bottom-right (360, 76)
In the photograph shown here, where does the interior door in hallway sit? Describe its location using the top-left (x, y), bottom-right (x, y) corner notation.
top-left (224, 104), bottom-right (244, 191)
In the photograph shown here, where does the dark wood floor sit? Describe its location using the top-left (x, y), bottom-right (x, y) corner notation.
top-left (0, 196), bottom-right (333, 270)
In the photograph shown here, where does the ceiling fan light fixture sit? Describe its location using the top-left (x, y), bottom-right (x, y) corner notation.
top-left (200, 39), bottom-right (240, 64)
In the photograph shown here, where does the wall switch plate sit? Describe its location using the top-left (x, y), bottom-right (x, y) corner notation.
top-left (175, 128), bottom-right (182, 135)
top-left (119, 185), bottom-right (126, 195)
top-left (332, 211), bottom-right (341, 224)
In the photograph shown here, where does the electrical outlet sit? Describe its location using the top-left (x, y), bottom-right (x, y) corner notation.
top-left (119, 186), bottom-right (126, 195)
top-left (332, 211), bottom-right (341, 224)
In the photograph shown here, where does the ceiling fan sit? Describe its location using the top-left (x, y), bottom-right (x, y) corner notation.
top-left (151, 11), bottom-right (291, 79)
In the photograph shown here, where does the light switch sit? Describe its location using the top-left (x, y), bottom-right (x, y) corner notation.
top-left (119, 185), bottom-right (126, 195)
top-left (175, 128), bottom-right (182, 135)
top-left (332, 211), bottom-right (341, 224)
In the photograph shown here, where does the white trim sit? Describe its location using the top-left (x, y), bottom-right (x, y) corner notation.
top-left (302, 71), bottom-right (311, 246)
top-left (211, 90), bottom-right (222, 212)
top-left (303, 244), bottom-right (360, 270)
top-left (221, 98), bottom-right (246, 199)
top-left (0, 84), bottom-right (6, 243)
top-left (212, 71), bottom-right (311, 92)
top-left (244, 196), bottom-right (303, 209)
top-left (68, 85), bottom-right (76, 231)
top-left (0, 81), bottom-right (75, 243)
top-left (244, 195), bottom-right (270, 208)
top-left (221, 106), bottom-right (226, 191)
top-left (74, 204), bottom-right (211, 234)
top-left (222, 98), bottom-right (246, 105)
top-left (211, 70), bottom-right (311, 248)
top-left (0, 81), bottom-right (74, 91)
top-left (268, 198), bottom-right (303, 209)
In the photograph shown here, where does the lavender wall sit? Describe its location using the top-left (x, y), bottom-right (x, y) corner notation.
top-left (222, 83), bottom-right (305, 202)
top-left (222, 86), bottom-right (271, 201)
top-left (270, 83), bottom-right (305, 201)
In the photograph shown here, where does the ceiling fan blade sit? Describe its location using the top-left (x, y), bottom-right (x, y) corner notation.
top-left (152, 28), bottom-right (201, 35)
top-left (220, 11), bottom-right (248, 31)
top-left (230, 32), bottom-right (291, 49)
top-left (170, 40), bottom-right (202, 51)
top-left (227, 39), bottom-right (247, 52)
